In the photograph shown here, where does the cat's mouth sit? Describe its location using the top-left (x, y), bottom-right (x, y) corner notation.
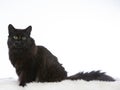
top-left (12, 42), bottom-right (27, 49)
top-left (13, 44), bottom-right (26, 49)
top-left (14, 47), bottom-right (24, 49)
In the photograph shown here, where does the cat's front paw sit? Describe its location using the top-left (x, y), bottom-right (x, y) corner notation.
top-left (19, 82), bottom-right (26, 87)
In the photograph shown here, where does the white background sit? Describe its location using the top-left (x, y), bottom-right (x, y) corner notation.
top-left (0, 0), bottom-right (120, 79)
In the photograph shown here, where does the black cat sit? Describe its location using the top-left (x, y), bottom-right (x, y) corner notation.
top-left (7, 24), bottom-right (115, 86)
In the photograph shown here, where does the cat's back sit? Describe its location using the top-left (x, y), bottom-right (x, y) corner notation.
top-left (36, 45), bottom-right (55, 57)
top-left (36, 45), bottom-right (64, 69)
top-left (36, 45), bottom-right (58, 62)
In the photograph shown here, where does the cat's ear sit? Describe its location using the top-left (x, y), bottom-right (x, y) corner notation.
top-left (25, 25), bottom-right (32, 36)
top-left (8, 24), bottom-right (15, 34)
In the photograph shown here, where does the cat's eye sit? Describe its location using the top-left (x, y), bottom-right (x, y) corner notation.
top-left (22, 36), bottom-right (27, 40)
top-left (13, 36), bottom-right (18, 40)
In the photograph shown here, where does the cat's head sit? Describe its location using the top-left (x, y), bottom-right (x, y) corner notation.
top-left (8, 24), bottom-right (34, 49)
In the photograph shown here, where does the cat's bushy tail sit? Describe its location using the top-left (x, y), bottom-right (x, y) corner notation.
top-left (66, 70), bottom-right (115, 81)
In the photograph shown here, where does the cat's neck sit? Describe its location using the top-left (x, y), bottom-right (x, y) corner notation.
top-left (9, 44), bottom-right (38, 67)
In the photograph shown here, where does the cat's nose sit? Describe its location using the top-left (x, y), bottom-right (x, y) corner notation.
top-left (14, 41), bottom-right (22, 47)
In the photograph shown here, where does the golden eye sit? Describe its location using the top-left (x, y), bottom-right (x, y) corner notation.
top-left (13, 36), bottom-right (18, 40)
top-left (22, 36), bottom-right (26, 40)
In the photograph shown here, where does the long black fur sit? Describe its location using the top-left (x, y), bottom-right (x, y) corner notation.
top-left (67, 71), bottom-right (115, 81)
top-left (7, 24), bottom-right (115, 86)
